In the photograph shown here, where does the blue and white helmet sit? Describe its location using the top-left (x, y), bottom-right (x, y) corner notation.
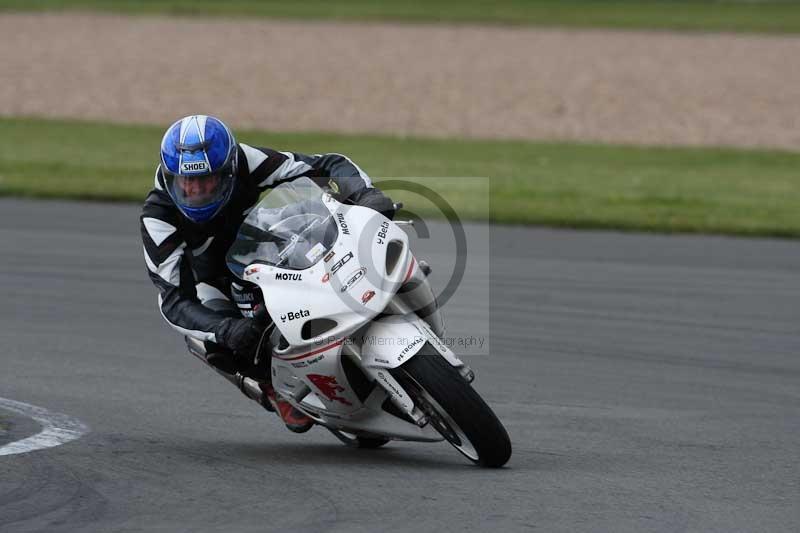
top-left (160, 115), bottom-right (238, 223)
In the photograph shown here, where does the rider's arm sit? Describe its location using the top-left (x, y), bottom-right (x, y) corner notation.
top-left (140, 186), bottom-right (234, 343)
top-left (240, 144), bottom-right (395, 218)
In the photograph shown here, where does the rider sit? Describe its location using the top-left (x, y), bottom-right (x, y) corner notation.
top-left (140, 115), bottom-right (395, 433)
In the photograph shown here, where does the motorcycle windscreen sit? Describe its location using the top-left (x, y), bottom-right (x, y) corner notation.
top-left (226, 178), bottom-right (339, 277)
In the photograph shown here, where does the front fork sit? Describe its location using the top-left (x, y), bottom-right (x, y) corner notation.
top-left (341, 323), bottom-right (475, 429)
top-left (336, 342), bottom-right (429, 427)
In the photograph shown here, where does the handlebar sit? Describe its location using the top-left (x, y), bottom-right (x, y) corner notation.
top-left (392, 202), bottom-right (414, 227)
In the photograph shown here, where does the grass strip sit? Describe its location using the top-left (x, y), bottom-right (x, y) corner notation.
top-left (3, 0), bottom-right (800, 34)
top-left (1, 117), bottom-right (798, 237)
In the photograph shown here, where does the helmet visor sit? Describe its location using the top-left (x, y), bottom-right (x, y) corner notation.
top-left (172, 172), bottom-right (226, 208)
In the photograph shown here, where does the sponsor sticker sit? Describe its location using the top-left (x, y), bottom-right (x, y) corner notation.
top-left (377, 371), bottom-right (403, 397)
top-left (291, 354), bottom-right (323, 369)
top-left (330, 252), bottom-right (354, 275)
top-left (280, 309), bottom-right (310, 323)
top-left (376, 221), bottom-right (389, 245)
top-left (340, 267), bottom-right (367, 293)
top-left (336, 213), bottom-right (350, 235)
top-left (275, 272), bottom-right (302, 281)
top-left (305, 242), bottom-right (326, 263)
top-left (181, 161), bottom-right (209, 173)
top-left (324, 250), bottom-right (336, 263)
top-left (321, 273), bottom-right (331, 283)
top-left (361, 290), bottom-right (376, 304)
top-left (397, 336), bottom-right (425, 362)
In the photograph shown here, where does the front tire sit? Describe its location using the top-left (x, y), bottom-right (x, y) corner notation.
top-left (391, 344), bottom-right (512, 467)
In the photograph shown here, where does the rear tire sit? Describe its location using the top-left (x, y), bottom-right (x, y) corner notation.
top-left (391, 344), bottom-right (512, 467)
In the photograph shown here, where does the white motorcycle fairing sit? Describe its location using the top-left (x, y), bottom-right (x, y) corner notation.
top-left (233, 185), bottom-right (466, 442)
top-left (241, 194), bottom-right (412, 352)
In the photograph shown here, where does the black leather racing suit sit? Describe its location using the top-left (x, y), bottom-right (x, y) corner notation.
top-left (140, 144), bottom-right (393, 353)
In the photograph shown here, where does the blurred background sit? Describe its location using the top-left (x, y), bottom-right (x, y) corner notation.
top-left (1, 0), bottom-right (799, 235)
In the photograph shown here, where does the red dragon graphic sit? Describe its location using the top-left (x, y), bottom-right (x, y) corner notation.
top-left (307, 374), bottom-right (353, 406)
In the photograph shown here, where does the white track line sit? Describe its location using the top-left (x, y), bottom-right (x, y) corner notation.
top-left (0, 397), bottom-right (89, 456)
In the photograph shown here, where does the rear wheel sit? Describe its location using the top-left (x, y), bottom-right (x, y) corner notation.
top-left (391, 344), bottom-right (512, 467)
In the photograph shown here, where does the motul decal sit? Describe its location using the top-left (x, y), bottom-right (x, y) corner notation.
top-left (307, 374), bottom-right (352, 406)
top-left (275, 272), bottom-right (302, 281)
top-left (336, 213), bottom-right (350, 235)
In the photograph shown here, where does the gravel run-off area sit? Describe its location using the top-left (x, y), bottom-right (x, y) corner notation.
top-left (2, 13), bottom-right (800, 150)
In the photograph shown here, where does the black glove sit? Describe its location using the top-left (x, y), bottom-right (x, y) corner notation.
top-left (214, 317), bottom-right (265, 357)
top-left (355, 188), bottom-right (396, 220)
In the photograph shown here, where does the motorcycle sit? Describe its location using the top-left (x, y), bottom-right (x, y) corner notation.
top-left (189, 177), bottom-right (511, 467)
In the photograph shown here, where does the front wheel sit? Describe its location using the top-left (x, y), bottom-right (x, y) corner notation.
top-left (391, 344), bottom-right (512, 467)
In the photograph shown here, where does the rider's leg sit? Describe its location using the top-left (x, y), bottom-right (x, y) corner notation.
top-left (192, 282), bottom-right (314, 433)
top-left (192, 284), bottom-right (271, 397)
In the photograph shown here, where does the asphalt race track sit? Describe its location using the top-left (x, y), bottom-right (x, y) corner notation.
top-left (1, 198), bottom-right (798, 532)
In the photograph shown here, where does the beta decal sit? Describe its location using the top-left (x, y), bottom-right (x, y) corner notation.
top-left (336, 213), bottom-right (350, 235)
top-left (280, 309), bottom-right (310, 323)
top-left (361, 290), bottom-right (376, 304)
top-left (330, 251), bottom-right (354, 275)
top-left (376, 221), bottom-right (389, 245)
top-left (275, 273), bottom-right (302, 281)
top-left (181, 161), bottom-right (209, 173)
top-left (340, 267), bottom-right (367, 293)
top-left (307, 374), bottom-right (352, 406)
